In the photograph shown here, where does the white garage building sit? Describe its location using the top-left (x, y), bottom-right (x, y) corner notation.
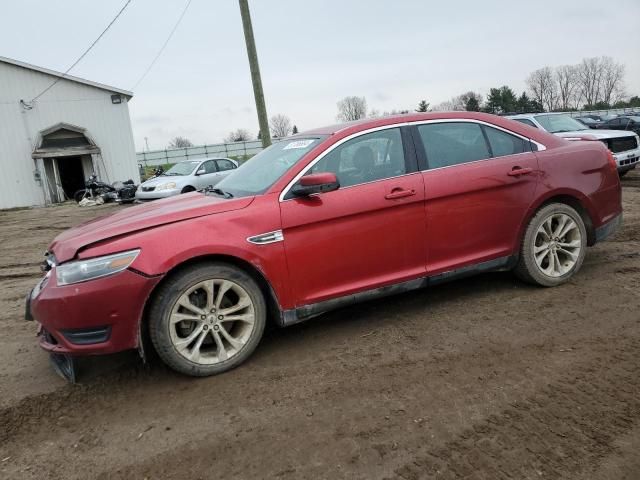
top-left (0, 56), bottom-right (139, 209)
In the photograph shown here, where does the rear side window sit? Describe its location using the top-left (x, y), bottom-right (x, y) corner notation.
top-left (483, 126), bottom-right (529, 157)
top-left (513, 118), bottom-right (537, 128)
top-left (417, 123), bottom-right (490, 169)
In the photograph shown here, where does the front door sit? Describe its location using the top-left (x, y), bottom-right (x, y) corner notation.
top-left (413, 121), bottom-right (540, 275)
top-left (195, 160), bottom-right (218, 189)
top-left (280, 127), bottom-right (426, 306)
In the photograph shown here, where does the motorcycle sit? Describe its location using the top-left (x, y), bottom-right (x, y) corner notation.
top-left (74, 174), bottom-right (137, 204)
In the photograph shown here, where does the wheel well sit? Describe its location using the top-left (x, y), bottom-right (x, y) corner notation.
top-left (138, 255), bottom-right (283, 358)
top-left (181, 185), bottom-right (196, 193)
top-left (537, 195), bottom-right (596, 245)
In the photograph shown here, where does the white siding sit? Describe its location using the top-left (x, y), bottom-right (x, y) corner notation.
top-left (0, 61), bottom-right (139, 209)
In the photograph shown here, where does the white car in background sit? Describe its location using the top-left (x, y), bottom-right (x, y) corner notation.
top-left (507, 113), bottom-right (640, 176)
top-left (136, 157), bottom-right (238, 201)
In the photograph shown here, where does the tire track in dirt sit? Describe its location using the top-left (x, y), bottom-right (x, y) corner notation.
top-left (389, 338), bottom-right (640, 480)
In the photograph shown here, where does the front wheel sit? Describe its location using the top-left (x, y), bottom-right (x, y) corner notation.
top-left (514, 203), bottom-right (587, 287)
top-left (73, 190), bottom-right (86, 203)
top-left (149, 263), bottom-right (266, 376)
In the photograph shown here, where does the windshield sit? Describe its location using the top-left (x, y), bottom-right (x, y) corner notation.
top-left (214, 137), bottom-right (327, 197)
top-left (164, 161), bottom-right (200, 176)
top-left (535, 114), bottom-right (589, 133)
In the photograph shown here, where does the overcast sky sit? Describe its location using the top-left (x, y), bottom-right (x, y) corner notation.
top-left (2, 0), bottom-right (640, 150)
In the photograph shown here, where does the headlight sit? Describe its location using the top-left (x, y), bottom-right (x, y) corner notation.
top-left (56, 249), bottom-right (140, 286)
top-left (155, 182), bottom-right (176, 191)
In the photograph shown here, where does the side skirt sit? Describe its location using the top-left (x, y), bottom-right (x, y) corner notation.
top-left (280, 255), bottom-right (517, 327)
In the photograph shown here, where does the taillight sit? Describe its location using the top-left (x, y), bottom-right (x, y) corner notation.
top-left (606, 150), bottom-right (617, 172)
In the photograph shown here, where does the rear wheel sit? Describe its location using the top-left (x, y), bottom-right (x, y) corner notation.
top-left (514, 203), bottom-right (587, 287)
top-left (149, 263), bottom-right (266, 376)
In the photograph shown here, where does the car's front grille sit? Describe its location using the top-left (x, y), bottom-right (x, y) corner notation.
top-left (606, 136), bottom-right (638, 153)
top-left (141, 186), bottom-right (155, 192)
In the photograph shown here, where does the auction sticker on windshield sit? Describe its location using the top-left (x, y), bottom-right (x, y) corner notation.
top-left (283, 139), bottom-right (315, 150)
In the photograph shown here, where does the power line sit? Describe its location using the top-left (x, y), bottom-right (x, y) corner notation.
top-left (31, 0), bottom-right (133, 102)
top-left (129, 0), bottom-right (193, 91)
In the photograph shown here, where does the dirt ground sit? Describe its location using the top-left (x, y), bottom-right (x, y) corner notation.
top-left (1, 171), bottom-right (639, 479)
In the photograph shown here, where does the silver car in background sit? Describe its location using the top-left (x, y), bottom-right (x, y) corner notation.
top-left (507, 113), bottom-right (640, 175)
top-left (136, 157), bottom-right (238, 201)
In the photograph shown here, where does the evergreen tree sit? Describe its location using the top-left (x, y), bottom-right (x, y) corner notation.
top-left (465, 96), bottom-right (480, 111)
top-left (292, 125), bottom-right (299, 134)
top-left (416, 100), bottom-right (430, 112)
top-left (483, 86), bottom-right (517, 114)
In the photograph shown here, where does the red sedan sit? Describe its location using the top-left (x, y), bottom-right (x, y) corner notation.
top-left (27, 112), bottom-right (622, 378)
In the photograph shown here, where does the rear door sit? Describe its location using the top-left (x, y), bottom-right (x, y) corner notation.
top-left (412, 121), bottom-right (539, 275)
top-left (215, 159), bottom-right (237, 183)
top-left (280, 127), bottom-right (426, 306)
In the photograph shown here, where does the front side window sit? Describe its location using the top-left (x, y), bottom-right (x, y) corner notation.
top-left (215, 136), bottom-right (326, 197)
top-left (484, 126), bottom-right (529, 157)
top-left (310, 128), bottom-right (406, 188)
top-left (417, 123), bottom-right (490, 169)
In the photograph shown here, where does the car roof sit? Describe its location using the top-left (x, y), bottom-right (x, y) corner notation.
top-left (177, 157), bottom-right (234, 163)
top-left (296, 111), bottom-right (567, 149)
top-left (300, 111), bottom-right (533, 134)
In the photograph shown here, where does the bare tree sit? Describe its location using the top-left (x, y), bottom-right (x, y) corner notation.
top-left (452, 91), bottom-right (483, 111)
top-left (555, 65), bottom-right (579, 110)
top-left (601, 57), bottom-right (626, 105)
top-left (432, 100), bottom-right (455, 111)
top-left (224, 128), bottom-right (252, 143)
top-left (336, 96), bottom-right (367, 121)
top-left (269, 114), bottom-right (292, 138)
top-left (168, 136), bottom-right (193, 149)
top-left (527, 67), bottom-right (557, 111)
top-left (577, 57), bottom-right (605, 107)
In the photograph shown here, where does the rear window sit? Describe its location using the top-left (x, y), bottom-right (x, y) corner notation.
top-left (513, 118), bottom-right (537, 128)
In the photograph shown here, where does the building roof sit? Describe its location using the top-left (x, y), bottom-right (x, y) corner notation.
top-left (0, 55), bottom-right (133, 98)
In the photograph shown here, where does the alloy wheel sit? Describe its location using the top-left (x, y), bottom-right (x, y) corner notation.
top-left (533, 213), bottom-right (582, 278)
top-left (168, 279), bottom-right (255, 364)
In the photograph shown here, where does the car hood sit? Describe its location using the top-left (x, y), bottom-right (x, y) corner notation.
top-left (49, 193), bottom-right (254, 263)
top-left (140, 175), bottom-right (189, 187)
top-left (555, 129), bottom-right (637, 140)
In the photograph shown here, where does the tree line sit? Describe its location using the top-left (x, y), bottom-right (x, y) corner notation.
top-left (168, 56), bottom-right (638, 148)
top-left (335, 56), bottom-right (639, 120)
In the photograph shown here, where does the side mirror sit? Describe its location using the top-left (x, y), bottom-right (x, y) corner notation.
top-left (291, 172), bottom-right (340, 197)
top-left (196, 168), bottom-right (206, 176)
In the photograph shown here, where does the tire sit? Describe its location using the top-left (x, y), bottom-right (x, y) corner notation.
top-left (148, 262), bottom-right (266, 376)
top-left (73, 190), bottom-right (86, 203)
top-left (514, 203), bottom-right (587, 287)
top-left (181, 186), bottom-right (196, 194)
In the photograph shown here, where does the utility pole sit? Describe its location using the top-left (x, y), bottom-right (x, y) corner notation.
top-left (238, 0), bottom-right (271, 148)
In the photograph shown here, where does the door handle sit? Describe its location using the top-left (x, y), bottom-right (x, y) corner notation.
top-left (508, 167), bottom-right (533, 177)
top-left (385, 188), bottom-right (416, 200)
